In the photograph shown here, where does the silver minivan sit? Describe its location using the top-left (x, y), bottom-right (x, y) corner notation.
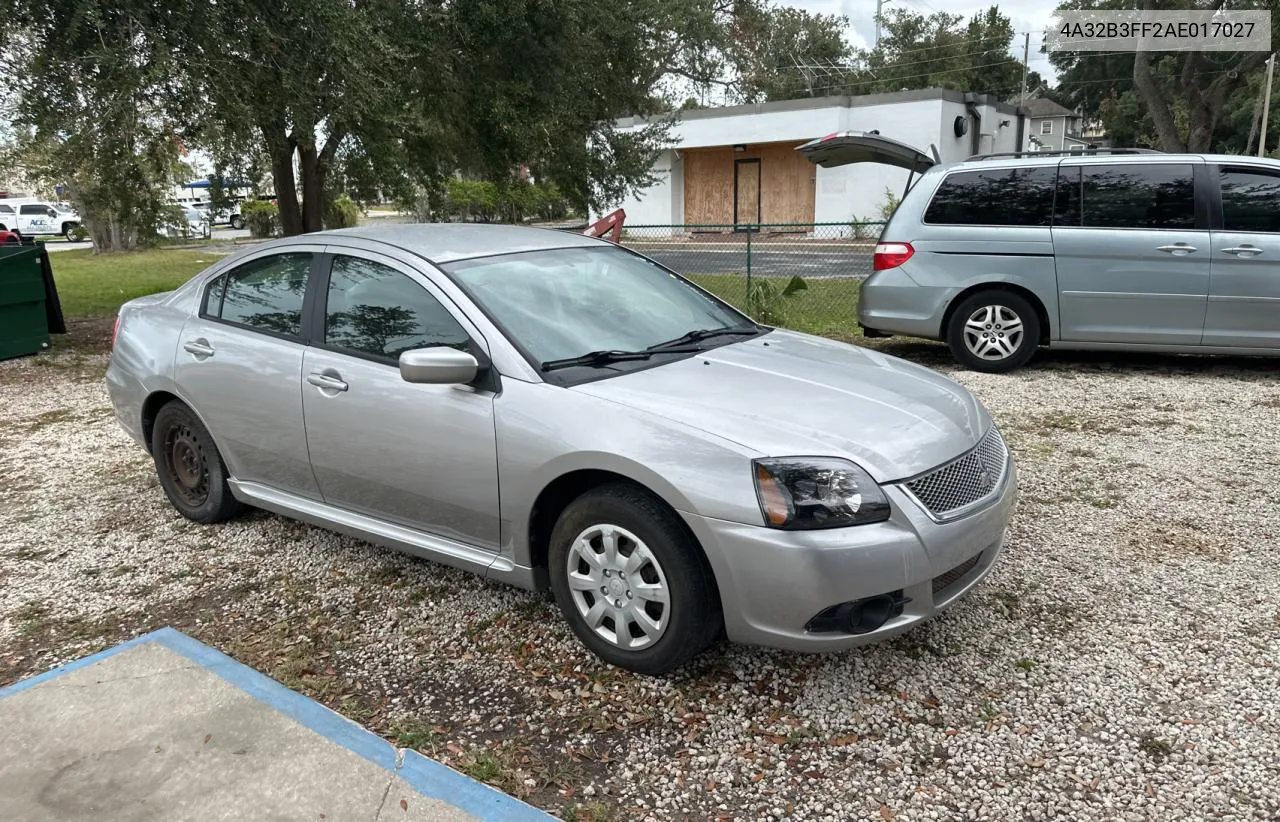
top-left (801, 134), bottom-right (1280, 372)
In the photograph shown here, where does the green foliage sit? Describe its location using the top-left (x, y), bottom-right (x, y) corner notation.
top-left (727, 4), bottom-right (853, 102)
top-left (850, 220), bottom-right (879, 240)
top-left (746, 275), bottom-right (808, 325)
top-left (241, 200), bottom-right (280, 238)
top-left (436, 179), bottom-right (573, 223)
top-left (323, 195), bottom-right (360, 230)
top-left (878, 188), bottom-right (902, 222)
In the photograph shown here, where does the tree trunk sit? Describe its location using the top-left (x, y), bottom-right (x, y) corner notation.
top-left (272, 145), bottom-right (303, 236)
top-left (299, 145), bottom-right (325, 233)
top-left (1133, 50), bottom-right (1186, 152)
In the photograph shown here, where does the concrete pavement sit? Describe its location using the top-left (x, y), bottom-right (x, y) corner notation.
top-left (0, 628), bottom-right (551, 822)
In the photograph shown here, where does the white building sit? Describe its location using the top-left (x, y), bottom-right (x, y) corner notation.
top-left (605, 88), bottom-right (1024, 232)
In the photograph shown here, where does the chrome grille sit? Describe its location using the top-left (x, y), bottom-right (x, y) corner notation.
top-left (905, 428), bottom-right (1008, 520)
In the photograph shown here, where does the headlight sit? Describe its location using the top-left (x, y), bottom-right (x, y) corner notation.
top-left (752, 458), bottom-right (890, 530)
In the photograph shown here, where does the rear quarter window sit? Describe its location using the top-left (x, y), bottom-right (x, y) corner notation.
top-left (923, 167), bottom-right (1057, 226)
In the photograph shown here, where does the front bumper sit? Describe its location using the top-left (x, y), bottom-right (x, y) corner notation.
top-left (680, 457), bottom-right (1017, 652)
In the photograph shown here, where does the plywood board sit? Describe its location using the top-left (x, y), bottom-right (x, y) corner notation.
top-left (681, 142), bottom-right (815, 230)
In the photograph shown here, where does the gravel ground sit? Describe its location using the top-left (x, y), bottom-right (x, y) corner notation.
top-left (2, 325), bottom-right (1279, 821)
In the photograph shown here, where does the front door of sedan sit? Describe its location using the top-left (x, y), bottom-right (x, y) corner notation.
top-left (174, 250), bottom-right (321, 497)
top-left (1052, 161), bottom-right (1211, 345)
top-left (300, 251), bottom-right (501, 549)
top-left (1204, 164), bottom-right (1280, 348)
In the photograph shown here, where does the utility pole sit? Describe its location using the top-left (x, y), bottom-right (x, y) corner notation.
top-left (1020, 33), bottom-right (1030, 106)
top-left (875, 0), bottom-right (893, 48)
top-left (1259, 53), bottom-right (1275, 158)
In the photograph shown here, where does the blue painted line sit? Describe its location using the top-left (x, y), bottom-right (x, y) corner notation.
top-left (0, 627), bottom-right (552, 821)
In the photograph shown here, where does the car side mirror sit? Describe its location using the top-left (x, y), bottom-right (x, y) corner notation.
top-left (399, 346), bottom-right (479, 385)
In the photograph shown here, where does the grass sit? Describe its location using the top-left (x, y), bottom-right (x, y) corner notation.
top-left (49, 249), bottom-right (214, 317)
top-left (689, 273), bottom-right (862, 337)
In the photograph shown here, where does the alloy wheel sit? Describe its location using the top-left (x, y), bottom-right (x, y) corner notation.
top-left (565, 524), bottom-right (671, 651)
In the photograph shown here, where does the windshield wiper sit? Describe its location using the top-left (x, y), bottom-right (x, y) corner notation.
top-left (541, 346), bottom-right (702, 372)
top-left (647, 325), bottom-right (760, 351)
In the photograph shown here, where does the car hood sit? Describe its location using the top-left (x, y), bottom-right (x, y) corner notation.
top-left (572, 330), bottom-right (990, 482)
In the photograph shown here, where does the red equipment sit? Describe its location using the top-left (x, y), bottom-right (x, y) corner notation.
top-left (582, 208), bottom-right (625, 243)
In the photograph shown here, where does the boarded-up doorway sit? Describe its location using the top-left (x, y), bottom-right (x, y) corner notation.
top-left (733, 158), bottom-right (761, 230)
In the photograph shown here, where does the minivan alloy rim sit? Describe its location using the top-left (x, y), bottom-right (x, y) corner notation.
top-left (566, 524), bottom-right (671, 650)
top-left (963, 305), bottom-right (1024, 360)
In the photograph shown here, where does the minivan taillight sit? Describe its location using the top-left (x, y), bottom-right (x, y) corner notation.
top-left (873, 242), bottom-right (914, 271)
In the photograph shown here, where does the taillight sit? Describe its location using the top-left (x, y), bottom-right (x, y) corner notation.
top-left (873, 242), bottom-right (914, 271)
top-left (112, 315), bottom-right (121, 349)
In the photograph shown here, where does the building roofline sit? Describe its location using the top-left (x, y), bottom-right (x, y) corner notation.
top-left (615, 88), bottom-right (1022, 128)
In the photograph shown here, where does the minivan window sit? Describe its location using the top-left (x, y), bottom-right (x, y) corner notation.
top-left (1056, 164), bottom-right (1196, 229)
top-left (923, 167), bottom-right (1057, 227)
top-left (323, 256), bottom-right (472, 362)
top-left (203, 253), bottom-right (311, 338)
top-left (1217, 167), bottom-right (1280, 233)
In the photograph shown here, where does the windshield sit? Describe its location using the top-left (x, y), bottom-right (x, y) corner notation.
top-left (445, 246), bottom-right (754, 366)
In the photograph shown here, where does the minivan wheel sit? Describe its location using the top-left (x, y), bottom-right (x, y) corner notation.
top-left (946, 290), bottom-right (1041, 373)
top-left (548, 483), bottom-right (722, 676)
top-left (150, 401), bottom-right (246, 523)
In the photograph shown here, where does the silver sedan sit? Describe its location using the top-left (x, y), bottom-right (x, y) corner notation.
top-left (106, 224), bottom-right (1016, 675)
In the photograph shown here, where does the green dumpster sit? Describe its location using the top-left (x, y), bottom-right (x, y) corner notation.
top-left (0, 245), bottom-right (52, 360)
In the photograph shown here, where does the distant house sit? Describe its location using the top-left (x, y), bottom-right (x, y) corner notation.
top-left (1021, 98), bottom-right (1090, 153)
top-left (601, 88), bottom-right (1023, 234)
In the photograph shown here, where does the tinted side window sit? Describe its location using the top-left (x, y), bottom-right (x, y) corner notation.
top-left (1076, 164), bottom-right (1195, 229)
top-left (923, 167), bottom-right (1057, 226)
top-left (204, 253), bottom-right (311, 338)
top-left (324, 256), bottom-right (470, 361)
top-left (1218, 167), bottom-right (1280, 233)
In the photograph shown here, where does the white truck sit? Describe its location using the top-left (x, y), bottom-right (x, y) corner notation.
top-left (0, 199), bottom-right (82, 240)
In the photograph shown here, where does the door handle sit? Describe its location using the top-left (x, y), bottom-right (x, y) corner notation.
top-left (307, 372), bottom-right (349, 392)
top-left (182, 339), bottom-right (215, 358)
top-left (1221, 245), bottom-right (1262, 257)
top-left (1156, 244), bottom-right (1196, 256)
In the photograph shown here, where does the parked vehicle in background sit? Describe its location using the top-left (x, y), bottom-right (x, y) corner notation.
top-left (159, 205), bottom-right (211, 241)
top-left (800, 135), bottom-right (1280, 371)
top-left (107, 224), bottom-right (1015, 674)
top-left (0, 199), bottom-right (82, 240)
top-left (192, 199), bottom-right (245, 230)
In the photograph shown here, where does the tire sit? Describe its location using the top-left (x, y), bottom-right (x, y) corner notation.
top-left (150, 401), bottom-right (246, 523)
top-left (63, 223), bottom-right (78, 241)
top-left (945, 290), bottom-right (1041, 373)
top-left (548, 483), bottom-right (722, 675)
top-left (229, 215), bottom-right (244, 230)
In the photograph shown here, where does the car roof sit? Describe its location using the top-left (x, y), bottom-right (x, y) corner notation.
top-left (310, 223), bottom-right (606, 264)
top-left (940, 152), bottom-right (1280, 173)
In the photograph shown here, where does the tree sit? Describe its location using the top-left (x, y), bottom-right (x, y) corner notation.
top-left (853, 6), bottom-right (1027, 98)
top-left (0, 2), bottom-right (195, 251)
top-left (725, 3), bottom-right (853, 102)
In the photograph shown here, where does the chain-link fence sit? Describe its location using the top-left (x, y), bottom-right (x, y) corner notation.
top-left (616, 222), bottom-right (883, 337)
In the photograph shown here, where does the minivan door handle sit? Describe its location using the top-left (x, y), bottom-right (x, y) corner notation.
top-left (1156, 243), bottom-right (1196, 256)
top-left (182, 339), bottom-right (215, 358)
top-left (306, 371), bottom-right (349, 393)
top-left (1221, 245), bottom-right (1262, 257)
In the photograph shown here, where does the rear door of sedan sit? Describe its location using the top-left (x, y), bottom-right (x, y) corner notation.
top-left (299, 248), bottom-right (502, 550)
top-left (1204, 163), bottom-right (1280, 348)
top-left (174, 247), bottom-right (323, 497)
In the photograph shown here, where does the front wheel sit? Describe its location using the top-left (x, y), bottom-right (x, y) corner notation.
top-left (946, 290), bottom-right (1041, 373)
top-left (63, 223), bottom-right (79, 241)
top-left (548, 483), bottom-right (722, 675)
top-left (150, 401), bottom-right (246, 523)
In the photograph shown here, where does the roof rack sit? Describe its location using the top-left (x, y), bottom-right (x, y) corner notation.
top-left (969, 148), bottom-right (1163, 160)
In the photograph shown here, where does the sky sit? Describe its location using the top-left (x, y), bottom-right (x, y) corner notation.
top-left (783, 0), bottom-right (1061, 81)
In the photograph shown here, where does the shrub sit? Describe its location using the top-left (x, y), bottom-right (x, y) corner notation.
top-left (746, 275), bottom-right (808, 325)
top-left (324, 195), bottom-right (360, 229)
top-left (241, 200), bottom-right (279, 238)
top-left (878, 186), bottom-right (902, 222)
top-left (69, 224), bottom-right (88, 242)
